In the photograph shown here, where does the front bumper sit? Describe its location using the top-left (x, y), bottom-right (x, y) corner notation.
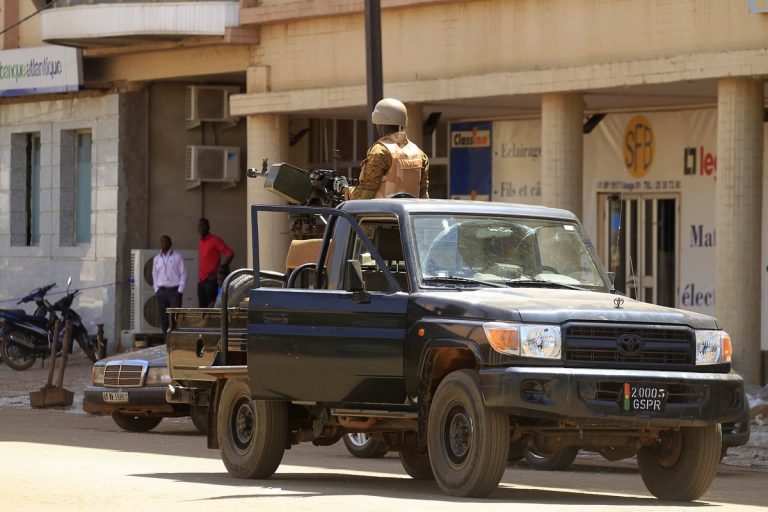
top-left (82, 386), bottom-right (189, 417)
top-left (479, 366), bottom-right (745, 428)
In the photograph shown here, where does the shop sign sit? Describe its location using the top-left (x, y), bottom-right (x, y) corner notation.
top-left (450, 121), bottom-right (492, 200)
top-left (622, 115), bottom-right (655, 178)
top-left (491, 119), bottom-right (542, 205)
top-left (749, 0), bottom-right (768, 13)
top-left (0, 46), bottom-right (82, 97)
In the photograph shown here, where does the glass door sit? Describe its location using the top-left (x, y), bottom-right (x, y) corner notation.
top-left (599, 194), bottom-right (678, 307)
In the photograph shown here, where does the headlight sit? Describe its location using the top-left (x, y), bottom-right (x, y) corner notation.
top-left (92, 366), bottom-right (105, 385)
top-left (695, 330), bottom-right (732, 365)
top-left (145, 367), bottom-right (172, 386)
top-left (483, 322), bottom-right (561, 359)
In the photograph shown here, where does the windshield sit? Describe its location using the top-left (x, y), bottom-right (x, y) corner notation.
top-left (411, 214), bottom-right (609, 291)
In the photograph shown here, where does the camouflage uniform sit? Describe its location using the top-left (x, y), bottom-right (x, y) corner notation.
top-left (344, 131), bottom-right (429, 200)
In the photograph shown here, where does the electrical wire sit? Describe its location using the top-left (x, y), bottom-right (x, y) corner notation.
top-left (0, 0), bottom-right (60, 38)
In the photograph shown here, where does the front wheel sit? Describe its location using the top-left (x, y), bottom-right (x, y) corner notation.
top-left (111, 413), bottom-right (162, 432)
top-left (217, 379), bottom-right (288, 479)
top-left (427, 369), bottom-right (509, 497)
top-left (399, 448), bottom-right (434, 480)
top-left (637, 425), bottom-right (721, 501)
top-left (76, 331), bottom-right (98, 362)
top-left (0, 338), bottom-right (37, 371)
top-left (343, 433), bottom-right (388, 458)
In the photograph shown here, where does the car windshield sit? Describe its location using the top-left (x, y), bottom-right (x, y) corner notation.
top-left (410, 214), bottom-right (609, 291)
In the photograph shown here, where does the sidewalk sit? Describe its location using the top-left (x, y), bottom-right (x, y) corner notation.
top-left (0, 352), bottom-right (766, 470)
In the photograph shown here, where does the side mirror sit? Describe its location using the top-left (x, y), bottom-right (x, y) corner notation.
top-left (345, 260), bottom-right (370, 304)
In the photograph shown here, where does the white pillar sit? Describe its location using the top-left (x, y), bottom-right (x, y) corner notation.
top-left (405, 102), bottom-right (424, 149)
top-left (246, 114), bottom-right (291, 271)
top-left (541, 93), bottom-right (584, 218)
top-left (715, 78), bottom-right (764, 385)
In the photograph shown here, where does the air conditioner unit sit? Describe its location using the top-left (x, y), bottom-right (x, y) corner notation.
top-left (130, 249), bottom-right (198, 334)
top-left (185, 85), bottom-right (240, 123)
top-left (186, 145), bottom-right (241, 186)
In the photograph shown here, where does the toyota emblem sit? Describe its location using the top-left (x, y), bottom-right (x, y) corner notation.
top-left (617, 334), bottom-right (644, 356)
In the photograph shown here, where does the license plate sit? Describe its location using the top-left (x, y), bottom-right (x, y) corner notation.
top-left (102, 392), bottom-right (129, 403)
top-left (623, 383), bottom-right (666, 412)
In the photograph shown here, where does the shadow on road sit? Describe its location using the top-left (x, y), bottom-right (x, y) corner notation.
top-left (134, 470), bottom-right (713, 507)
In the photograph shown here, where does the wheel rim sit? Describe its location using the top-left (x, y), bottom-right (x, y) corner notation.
top-left (230, 396), bottom-right (255, 451)
top-left (656, 430), bottom-right (683, 468)
top-left (444, 403), bottom-right (472, 465)
top-left (347, 433), bottom-right (370, 447)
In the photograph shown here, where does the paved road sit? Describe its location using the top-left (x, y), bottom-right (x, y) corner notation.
top-left (1, 406), bottom-right (766, 512)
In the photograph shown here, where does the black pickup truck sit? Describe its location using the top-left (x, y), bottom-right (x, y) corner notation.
top-left (166, 198), bottom-right (745, 500)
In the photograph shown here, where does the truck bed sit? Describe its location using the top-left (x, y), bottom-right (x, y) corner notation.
top-left (166, 307), bottom-right (248, 381)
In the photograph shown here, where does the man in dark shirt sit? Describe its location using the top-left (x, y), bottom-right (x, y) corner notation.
top-left (197, 218), bottom-right (234, 307)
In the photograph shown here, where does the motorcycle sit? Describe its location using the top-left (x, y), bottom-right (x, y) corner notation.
top-left (0, 278), bottom-right (99, 371)
top-left (0, 283), bottom-right (56, 368)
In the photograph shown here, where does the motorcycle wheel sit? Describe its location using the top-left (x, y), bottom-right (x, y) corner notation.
top-left (0, 337), bottom-right (37, 371)
top-left (76, 331), bottom-right (99, 363)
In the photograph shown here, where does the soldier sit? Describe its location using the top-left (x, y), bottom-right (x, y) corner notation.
top-left (337, 98), bottom-right (429, 199)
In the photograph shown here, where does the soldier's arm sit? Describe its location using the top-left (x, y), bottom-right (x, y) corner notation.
top-left (419, 153), bottom-right (430, 198)
top-left (344, 144), bottom-right (391, 200)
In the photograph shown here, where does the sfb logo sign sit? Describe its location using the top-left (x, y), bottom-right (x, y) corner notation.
top-left (622, 115), bottom-right (655, 178)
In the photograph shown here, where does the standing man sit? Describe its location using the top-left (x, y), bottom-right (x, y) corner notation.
top-left (337, 98), bottom-right (429, 199)
top-left (197, 217), bottom-right (234, 307)
top-left (152, 235), bottom-right (187, 337)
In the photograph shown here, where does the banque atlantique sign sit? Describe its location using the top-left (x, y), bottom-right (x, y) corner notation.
top-left (0, 45), bottom-right (82, 97)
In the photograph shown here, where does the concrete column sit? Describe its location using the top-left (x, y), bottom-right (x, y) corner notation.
top-left (715, 78), bottom-right (764, 385)
top-left (541, 93), bottom-right (584, 218)
top-left (246, 114), bottom-right (291, 271)
top-left (405, 102), bottom-right (424, 149)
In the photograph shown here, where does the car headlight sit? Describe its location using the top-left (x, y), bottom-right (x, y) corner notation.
top-left (92, 365), bottom-right (105, 385)
top-left (695, 330), bottom-right (732, 365)
top-left (483, 322), bottom-right (562, 359)
top-left (145, 367), bottom-right (172, 386)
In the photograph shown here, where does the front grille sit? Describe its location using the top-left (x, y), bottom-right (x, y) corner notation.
top-left (564, 324), bottom-right (693, 368)
top-left (103, 361), bottom-right (148, 388)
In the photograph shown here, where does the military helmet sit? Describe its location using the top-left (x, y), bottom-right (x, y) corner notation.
top-left (371, 98), bottom-right (408, 126)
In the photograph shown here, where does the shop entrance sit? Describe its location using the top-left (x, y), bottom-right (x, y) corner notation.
top-left (598, 194), bottom-right (678, 307)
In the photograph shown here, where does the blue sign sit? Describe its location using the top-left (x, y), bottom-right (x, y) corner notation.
top-left (449, 121), bottom-right (492, 200)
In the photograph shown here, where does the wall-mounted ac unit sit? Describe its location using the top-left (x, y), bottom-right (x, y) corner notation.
top-left (185, 85), bottom-right (240, 124)
top-left (130, 249), bottom-right (198, 334)
top-left (185, 145), bottom-right (241, 187)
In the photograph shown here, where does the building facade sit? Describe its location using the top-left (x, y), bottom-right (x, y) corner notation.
top-left (0, 0), bottom-right (766, 384)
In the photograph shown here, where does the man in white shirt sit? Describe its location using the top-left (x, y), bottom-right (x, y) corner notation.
top-left (152, 235), bottom-right (187, 337)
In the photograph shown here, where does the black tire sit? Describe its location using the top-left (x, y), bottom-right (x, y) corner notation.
top-left (191, 404), bottom-right (209, 434)
top-left (399, 448), bottom-right (435, 480)
top-left (217, 379), bottom-right (288, 479)
top-left (343, 433), bottom-right (388, 458)
top-left (76, 331), bottom-right (98, 363)
top-left (427, 369), bottom-right (509, 497)
top-left (111, 413), bottom-right (163, 432)
top-left (637, 424), bottom-right (721, 501)
top-left (524, 446), bottom-right (579, 471)
top-left (0, 337), bottom-right (37, 371)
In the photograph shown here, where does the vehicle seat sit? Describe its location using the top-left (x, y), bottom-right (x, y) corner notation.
top-left (285, 238), bottom-right (322, 288)
top-left (364, 228), bottom-right (409, 292)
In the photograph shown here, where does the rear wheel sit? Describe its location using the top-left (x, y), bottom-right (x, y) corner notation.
top-left (427, 370), bottom-right (509, 497)
top-left (217, 379), bottom-right (287, 479)
top-left (0, 337), bottom-right (37, 371)
top-left (637, 425), bottom-right (721, 501)
top-left (111, 413), bottom-right (162, 432)
top-left (343, 433), bottom-right (388, 458)
top-left (524, 446), bottom-right (579, 471)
